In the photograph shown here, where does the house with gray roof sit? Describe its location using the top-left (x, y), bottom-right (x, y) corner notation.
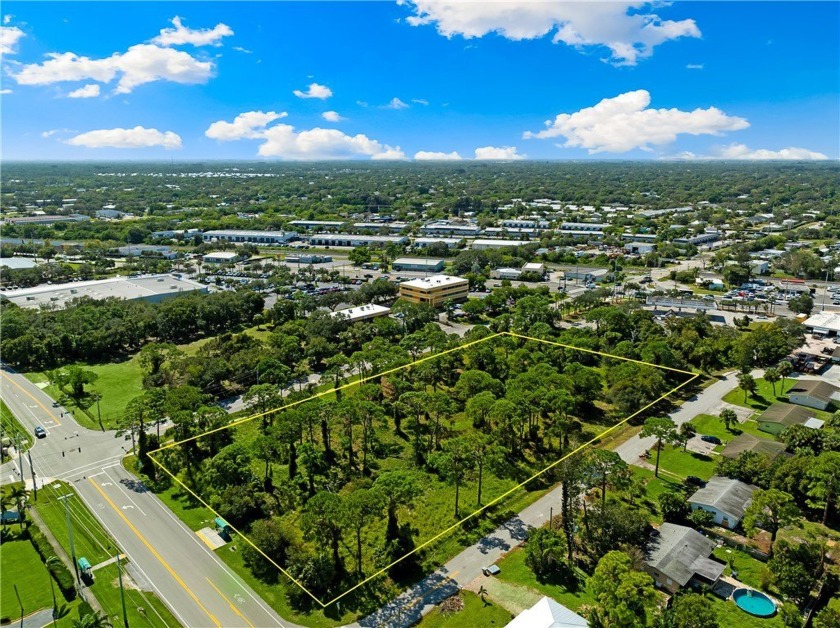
top-left (506, 596), bottom-right (587, 628)
top-left (756, 402), bottom-right (824, 436)
top-left (644, 523), bottom-right (725, 594)
top-left (687, 476), bottom-right (757, 529)
top-left (787, 380), bottom-right (840, 411)
top-left (721, 433), bottom-right (787, 462)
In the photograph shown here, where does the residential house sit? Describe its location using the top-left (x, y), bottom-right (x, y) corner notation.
top-left (687, 476), bottom-right (757, 529)
top-left (721, 433), bottom-right (787, 462)
top-left (756, 402), bottom-right (824, 435)
top-left (644, 523), bottom-right (725, 594)
top-left (506, 596), bottom-right (587, 628)
top-left (787, 380), bottom-right (840, 411)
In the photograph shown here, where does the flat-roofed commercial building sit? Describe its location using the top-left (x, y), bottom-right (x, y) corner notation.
top-left (392, 258), bottom-right (445, 273)
top-left (330, 303), bottom-right (391, 323)
top-left (470, 239), bottom-right (539, 250)
top-left (202, 230), bottom-right (297, 245)
top-left (203, 251), bottom-right (239, 264)
top-left (289, 220), bottom-right (345, 231)
top-left (413, 237), bottom-right (463, 249)
top-left (420, 223), bottom-right (481, 237)
top-left (1, 274), bottom-right (207, 310)
top-left (399, 275), bottom-right (469, 307)
top-left (309, 234), bottom-right (408, 247)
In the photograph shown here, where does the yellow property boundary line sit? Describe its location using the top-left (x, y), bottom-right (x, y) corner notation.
top-left (149, 331), bottom-right (698, 608)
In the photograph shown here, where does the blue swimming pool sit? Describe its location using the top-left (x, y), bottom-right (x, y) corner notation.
top-left (733, 588), bottom-right (776, 617)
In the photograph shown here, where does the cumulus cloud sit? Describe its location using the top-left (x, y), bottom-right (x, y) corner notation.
top-left (152, 16), bottom-right (233, 47)
top-left (65, 126), bottom-right (182, 149)
top-left (321, 111), bottom-right (345, 122)
top-left (11, 44), bottom-right (214, 93)
top-left (686, 64), bottom-right (704, 70)
top-left (474, 145), bottom-right (525, 160)
top-left (400, 1), bottom-right (701, 65)
top-left (383, 97), bottom-right (409, 110)
top-left (205, 110), bottom-right (287, 140)
top-left (0, 88), bottom-right (11, 95)
top-left (523, 90), bottom-right (749, 153)
top-left (0, 25), bottom-right (25, 54)
top-left (67, 83), bottom-right (100, 98)
top-left (293, 82), bottom-right (332, 99)
top-left (414, 150), bottom-right (462, 160)
top-left (204, 111), bottom-right (404, 160)
top-left (671, 144), bottom-right (831, 161)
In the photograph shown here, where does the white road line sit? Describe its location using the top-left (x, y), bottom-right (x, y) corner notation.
top-left (104, 469), bottom-right (147, 516)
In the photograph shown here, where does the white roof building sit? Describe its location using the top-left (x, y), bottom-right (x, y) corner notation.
top-left (203, 251), bottom-right (239, 263)
top-left (400, 275), bottom-right (468, 290)
top-left (506, 596), bottom-right (587, 628)
top-left (330, 303), bottom-right (391, 322)
top-left (804, 312), bottom-right (840, 335)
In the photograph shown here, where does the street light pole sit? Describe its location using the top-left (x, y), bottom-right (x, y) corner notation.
top-left (26, 449), bottom-right (37, 500)
top-left (58, 495), bottom-right (81, 586)
top-left (116, 553), bottom-right (130, 628)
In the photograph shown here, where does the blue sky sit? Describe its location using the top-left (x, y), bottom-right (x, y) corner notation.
top-left (1, 1), bottom-right (838, 160)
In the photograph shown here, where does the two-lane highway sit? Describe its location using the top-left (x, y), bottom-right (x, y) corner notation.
top-left (1, 367), bottom-right (296, 628)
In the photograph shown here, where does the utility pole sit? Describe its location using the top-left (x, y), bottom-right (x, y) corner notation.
top-left (116, 553), bottom-right (129, 628)
top-left (26, 449), bottom-right (37, 500)
top-left (58, 495), bottom-right (81, 585)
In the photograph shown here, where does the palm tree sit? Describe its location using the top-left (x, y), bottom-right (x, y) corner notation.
top-left (764, 367), bottom-right (780, 397)
top-left (777, 361), bottom-right (794, 395)
top-left (9, 486), bottom-right (29, 531)
top-left (72, 610), bottom-right (112, 628)
top-left (45, 556), bottom-right (61, 618)
top-left (720, 408), bottom-right (738, 432)
top-left (737, 372), bottom-right (756, 403)
top-left (0, 493), bottom-right (11, 533)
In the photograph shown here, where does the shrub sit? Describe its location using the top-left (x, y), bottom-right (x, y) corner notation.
top-left (27, 525), bottom-right (76, 601)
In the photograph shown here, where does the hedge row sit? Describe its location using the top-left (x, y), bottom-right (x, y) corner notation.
top-left (26, 526), bottom-right (77, 601)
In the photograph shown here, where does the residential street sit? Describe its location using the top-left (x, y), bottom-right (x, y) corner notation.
top-left (1, 366), bottom-right (295, 628)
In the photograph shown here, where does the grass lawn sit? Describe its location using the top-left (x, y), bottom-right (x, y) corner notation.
top-left (654, 444), bottom-right (717, 481)
top-left (32, 480), bottom-right (179, 627)
top-left (420, 591), bottom-right (513, 628)
top-left (0, 532), bottom-right (79, 623)
top-left (1, 398), bottom-right (32, 457)
top-left (721, 378), bottom-right (798, 412)
top-left (708, 594), bottom-right (784, 628)
top-left (495, 546), bottom-right (595, 613)
top-left (689, 413), bottom-right (768, 443)
top-left (712, 546), bottom-right (770, 591)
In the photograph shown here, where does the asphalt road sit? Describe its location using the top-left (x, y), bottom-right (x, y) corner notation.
top-left (1, 367), bottom-right (294, 628)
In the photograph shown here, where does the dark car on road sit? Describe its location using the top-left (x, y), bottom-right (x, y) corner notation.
top-left (34, 426), bottom-right (47, 438)
top-left (685, 475), bottom-right (706, 487)
top-left (700, 435), bottom-right (722, 445)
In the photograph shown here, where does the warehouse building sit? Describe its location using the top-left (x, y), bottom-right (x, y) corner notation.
top-left (330, 303), bottom-right (391, 323)
top-left (412, 237), bottom-right (463, 249)
top-left (399, 275), bottom-right (469, 307)
top-left (203, 251), bottom-right (239, 264)
top-left (202, 230), bottom-right (297, 245)
top-left (420, 223), bottom-right (481, 237)
top-left (392, 258), bottom-right (445, 273)
top-left (1, 274), bottom-right (207, 309)
top-left (470, 239), bottom-right (539, 250)
top-left (308, 234), bottom-right (408, 247)
top-left (289, 220), bottom-right (346, 231)
top-left (624, 241), bottom-right (656, 255)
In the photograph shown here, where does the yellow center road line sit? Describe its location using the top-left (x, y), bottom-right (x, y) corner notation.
top-left (1, 371), bottom-right (62, 426)
top-left (88, 478), bottom-right (222, 628)
top-left (206, 577), bottom-right (256, 628)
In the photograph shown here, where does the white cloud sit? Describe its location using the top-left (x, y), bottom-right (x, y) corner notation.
top-left (0, 88), bottom-right (11, 95)
top-left (0, 25), bottom-right (25, 54)
top-left (65, 126), bottom-right (182, 149)
top-left (233, 46), bottom-right (252, 54)
top-left (205, 111), bottom-right (287, 140)
top-left (414, 150), bottom-right (462, 160)
top-left (12, 44), bottom-right (214, 93)
top-left (293, 82), bottom-right (332, 99)
top-left (67, 83), bottom-right (100, 98)
top-left (383, 97), bottom-right (409, 110)
top-left (664, 144), bottom-right (829, 161)
top-left (474, 145), bottom-right (525, 160)
top-left (523, 90), bottom-right (749, 153)
top-left (412, 98), bottom-right (429, 105)
top-left (204, 111), bottom-right (403, 160)
top-left (401, 1), bottom-right (701, 66)
top-left (356, 100), bottom-right (369, 108)
top-left (321, 111), bottom-right (345, 122)
top-left (686, 64), bottom-right (703, 70)
top-left (152, 16), bottom-right (233, 47)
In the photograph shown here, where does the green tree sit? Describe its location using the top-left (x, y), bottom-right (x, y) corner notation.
top-left (583, 449), bottom-right (628, 506)
top-left (813, 598), bottom-right (840, 628)
top-left (737, 372), bottom-right (757, 403)
top-left (241, 517), bottom-right (302, 583)
top-left (588, 550), bottom-right (656, 627)
top-left (373, 470), bottom-right (423, 541)
top-left (65, 365), bottom-right (98, 398)
top-left (430, 436), bottom-right (474, 518)
top-left (72, 610), bottom-right (113, 628)
top-left (670, 593), bottom-right (719, 628)
top-left (302, 491), bottom-right (347, 572)
top-left (788, 293), bottom-right (814, 316)
top-left (768, 540), bottom-right (823, 607)
top-left (720, 408), bottom-right (738, 432)
top-left (640, 417), bottom-right (677, 478)
top-left (764, 366), bottom-right (781, 396)
top-left (778, 361), bottom-right (794, 394)
top-left (743, 488), bottom-right (801, 548)
top-left (524, 526), bottom-right (567, 580)
top-left (348, 246), bottom-right (371, 266)
top-left (677, 422), bottom-right (697, 452)
top-left (807, 451), bottom-right (840, 525)
top-left (658, 491), bottom-right (689, 523)
top-left (464, 391), bottom-right (497, 429)
top-left (343, 489), bottom-right (383, 575)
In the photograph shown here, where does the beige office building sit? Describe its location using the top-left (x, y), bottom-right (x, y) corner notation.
top-left (399, 275), bottom-right (469, 307)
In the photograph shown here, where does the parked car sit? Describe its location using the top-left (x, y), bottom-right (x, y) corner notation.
top-left (685, 475), bottom-right (706, 487)
top-left (482, 565), bottom-right (501, 576)
top-left (700, 435), bottom-right (722, 444)
top-left (34, 426), bottom-right (47, 438)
